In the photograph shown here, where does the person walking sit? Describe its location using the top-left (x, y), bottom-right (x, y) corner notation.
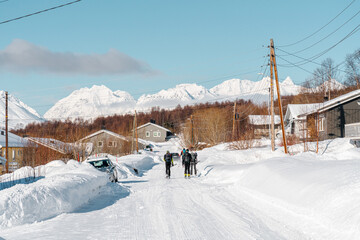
top-left (190, 150), bottom-right (198, 176)
top-left (163, 151), bottom-right (173, 178)
top-left (182, 149), bottom-right (192, 178)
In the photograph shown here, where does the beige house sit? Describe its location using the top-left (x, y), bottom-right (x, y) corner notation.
top-left (78, 129), bottom-right (130, 157)
top-left (136, 122), bottom-right (173, 143)
top-left (0, 130), bottom-right (28, 173)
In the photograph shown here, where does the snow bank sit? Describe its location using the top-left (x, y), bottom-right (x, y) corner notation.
top-left (198, 139), bottom-right (360, 239)
top-left (110, 152), bottom-right (159, 178)
top-left (0, 160), bottom-right (108, 229)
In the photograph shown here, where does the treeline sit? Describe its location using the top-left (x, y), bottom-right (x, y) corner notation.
top-left (13, 99), bottom-right (267, 142)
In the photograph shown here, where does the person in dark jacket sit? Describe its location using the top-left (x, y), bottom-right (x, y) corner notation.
top-left (163, 151), bottom-right (173, 178)
top-left (182, 149), bottom-right (192, 178)
top-left (190, 151), bottom-right (198, 176)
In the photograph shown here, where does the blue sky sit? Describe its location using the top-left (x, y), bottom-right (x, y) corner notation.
top-left (1, 0), bottom-right (360, 115)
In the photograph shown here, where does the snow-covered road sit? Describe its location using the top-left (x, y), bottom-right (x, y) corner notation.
top-left (0, 158), bottom-right (297, 239)
top-left (2, 138), bottom-right (360, 239)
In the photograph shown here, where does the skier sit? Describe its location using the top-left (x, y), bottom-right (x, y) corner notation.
top-left (163, 151), bottom-right (173, 178)
top-left (180, 148), bottom-right (185, 158)
top-left (182, 149), bottom-right (192, 178)
top-left (190, 150), bottom-right (198, 176)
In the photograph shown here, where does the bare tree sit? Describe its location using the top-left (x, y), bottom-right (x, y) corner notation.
top-left (345, 49), bottom-right (360, 89)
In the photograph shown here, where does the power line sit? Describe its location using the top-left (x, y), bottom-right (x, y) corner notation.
top-left (276, 23), bottom-right (360, 67)
top-left (0, 0), bottom-right (82, 25)
top-left (276, 47), bottom-right (353, 75)
top-left (278, 0), bottom-right (356, 47)
top-left (283, 8), bottom-right (360, 55)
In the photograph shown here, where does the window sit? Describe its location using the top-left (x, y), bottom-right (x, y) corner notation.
top-left (153, 131), bottom-right (161, 137)
top-left (318, 118), bottom-right (325, 132)
top-left (146, 131), bottom-right (150, 137)
top-left (98, 141), bottom-right (103, 147)
top-left (108, 141), bottom-right (117, 147)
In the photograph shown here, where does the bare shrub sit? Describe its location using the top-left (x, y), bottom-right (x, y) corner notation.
top-left (228, 128), bottom-right (256, 150)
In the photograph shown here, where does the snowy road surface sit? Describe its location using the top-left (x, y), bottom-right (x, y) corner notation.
top-left (1, 162), bottom-right (282, 239)
top-left (1, 138), bottom-right (360, 239)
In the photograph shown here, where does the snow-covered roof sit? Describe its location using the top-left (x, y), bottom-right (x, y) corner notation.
top-left (0, 130), bottom-right (28, 148)
top-left (136, 122), bottom-right (172, 133)
top-left (248, 115), bottom-right (280, 125)
top-left (301, 89), bottom-right (360, 116)
top-left (27, 137), bottom-right (73, 154)
top-left (79, 129), bottom-right (128, 142)
top-left (285, 103), bottom-right (321, 121)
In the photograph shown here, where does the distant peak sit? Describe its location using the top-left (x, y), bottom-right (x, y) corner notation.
top-left (282, 77), bottom-right (294, 85)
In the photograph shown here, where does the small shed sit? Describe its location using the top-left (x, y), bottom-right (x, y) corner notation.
top-left (248, 115), bottom-right (281, 138)
top-left (284, 103), bottom-right (321, 138)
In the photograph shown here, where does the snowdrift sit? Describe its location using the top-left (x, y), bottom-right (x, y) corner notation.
top-left (0, 160), bottom-right (109, 229)
top-left (198, 138), bottom-right (360, 239)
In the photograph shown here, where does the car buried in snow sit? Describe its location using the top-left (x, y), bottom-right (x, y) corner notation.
top-left (171, 152), bottom-right (180, 161)
top-left (85, 157), bottom-right (118, 182)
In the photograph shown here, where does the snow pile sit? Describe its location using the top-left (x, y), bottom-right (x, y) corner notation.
top-left (111, 152), bottom-right (159, 177)
top-left (0, 160), bottom-right (109, 229)
top-left (198, 139), bottom-right (360, 239)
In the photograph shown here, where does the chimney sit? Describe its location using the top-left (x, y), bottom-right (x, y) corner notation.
top-left (150, 119), bottom-right (156, 124)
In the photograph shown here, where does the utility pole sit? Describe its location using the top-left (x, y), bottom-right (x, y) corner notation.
top-left (232, 101), bottom-right (237, 141)
top-left (270, 39), bottom-right (287, 154)
top-left (269, 58), bottom-right (275, 151)
top-left (5, 91), bottom-right (9, 173)
top-left (135, 111), bottom-right (138, 153)
top-left (131, 111), bottom-right (136, 153)
top-left (190, 115), bottom-right (194, 147)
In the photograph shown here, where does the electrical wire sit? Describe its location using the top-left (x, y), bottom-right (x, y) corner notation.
top-left (275, 23), bottom-right (360, 67)
top-left (278, 0), bottom-right (356, 47)
top-left (0, 0), bottom-right (82, 25)
top-left (282, 8), bottom-right (360, 55)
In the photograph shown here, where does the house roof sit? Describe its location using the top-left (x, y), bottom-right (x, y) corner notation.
top-left (285, 103), bottom-right (322, 121)
top-left (136, 122), bottom-right (172, 133)
top-left (78, 129), bottom-right (128, 142)
top-left (0, 130), bottom-right (28, 148)
top-left (26, 137), bottom-right (72, 155)
top-left (248, 115), bottom-right (281, 125)
top-left (301, 89), bottom-right (360, 117)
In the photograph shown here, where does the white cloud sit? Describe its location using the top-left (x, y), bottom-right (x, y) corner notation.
top-left (0, 39), bottom-right (156, 75)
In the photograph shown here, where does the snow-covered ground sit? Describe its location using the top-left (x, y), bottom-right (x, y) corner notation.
top-left (1, 138), bottom-right (360, 239)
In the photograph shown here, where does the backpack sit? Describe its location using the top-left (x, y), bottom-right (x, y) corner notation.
top-left (184, 152), bottom-right (192, 163)
top-left (164, 153), bottom-right (172, 163)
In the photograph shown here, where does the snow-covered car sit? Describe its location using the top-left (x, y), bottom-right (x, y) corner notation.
top-left (85, 157), bottom-right (118, 182)
top-left (171, 152), bottom-right (180, 160)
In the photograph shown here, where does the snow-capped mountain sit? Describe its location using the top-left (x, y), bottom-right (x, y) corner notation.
top-left (44, 85), bottom-right (136, 120)
top-left (210, 77), bottom-right (304, 99)
top-left (0, 91), bottom-right (44, 130)
top-left (42, 76), bottom-right (325, 121)
top-left (136, 83), bottom-right (216, 111)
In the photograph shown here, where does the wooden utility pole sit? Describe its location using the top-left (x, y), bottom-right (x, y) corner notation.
top-left (270, 39), bottom-right (287, 154)
top-left (232, 101), bottom-right (237, 140)
top-left (135, 111), bottom-right (138, 153)
top-left (190, 115), bottom-right (194, 147)
top-left (269, 58), bottom-right (275, 151)
top-left (131, 111), bottom-right (136, 153)
top-left (5, 91), bottom-right (9, 173)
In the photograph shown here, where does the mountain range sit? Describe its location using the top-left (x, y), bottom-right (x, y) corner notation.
top-left (1, 77), bottom-right (345, 129)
